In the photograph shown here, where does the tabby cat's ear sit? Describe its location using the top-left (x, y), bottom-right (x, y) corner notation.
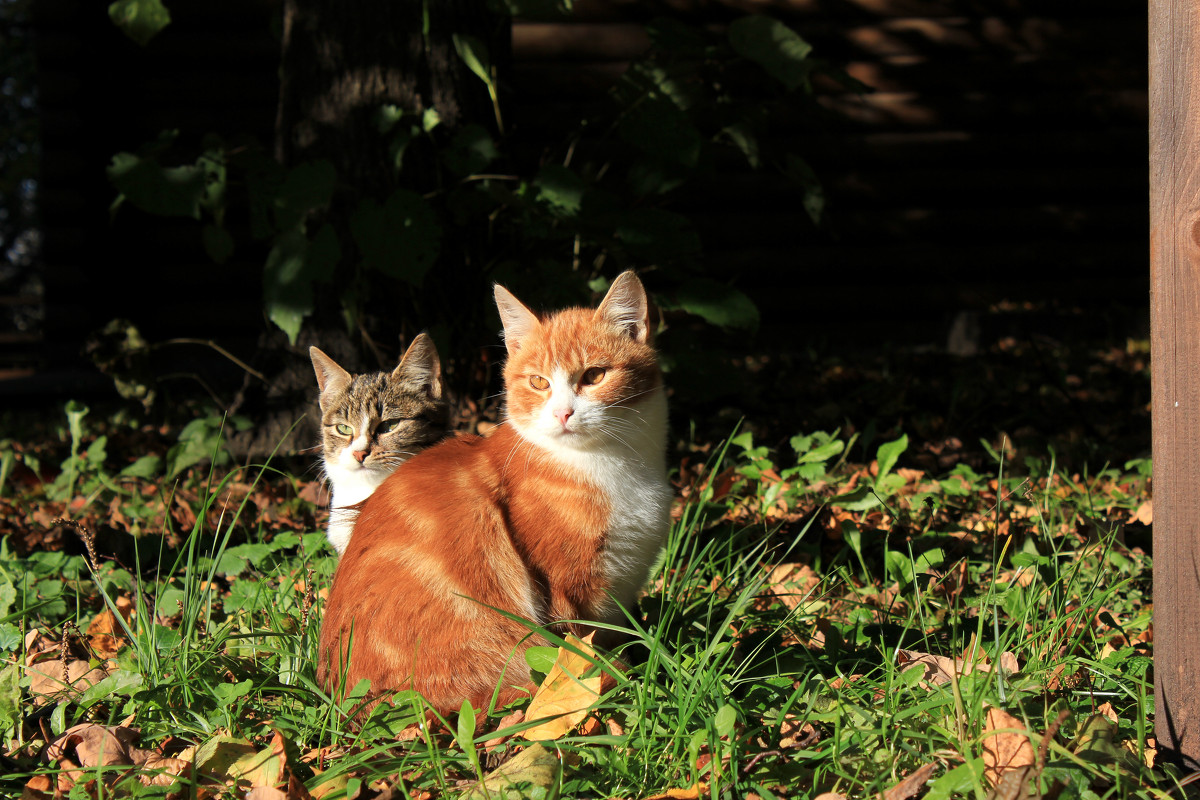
top-left (595, 270), bottom-right (650, 344)
top-left (310, 346), bottom-right (352, 410)
top-left (393, 332), bottom-right (444, 400)
top-left (494, 284), bottom-right (540, 353)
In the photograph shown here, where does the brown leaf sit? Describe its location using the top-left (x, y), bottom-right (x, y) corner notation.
top-left (896, 647), bottom-right (1019, 689)
top-left (812, 794), bottom-right (846, 800)
top-left (981, 706), bottom-right (1035, 786)
top-left (883, 762), bottom-right (938, 800)
top-left (766, 562), bottom-right (821, 610)
top-left (485, 709), bottom-right (525, 752)
top-left (522, 634), bottom-right (605, 741)
top-left (28, 658), bottom-right (110, 706)
top-left (21, 775), bottom-right (54, 800)
top-left (1133, 500), bottom-right (1152, 525)
top-left (779, 716), bottom-right (820, 749)
top-left (86, 597), bottom-right (134, 660)
top-left (642, 783), bottom-right (708, 800)
top-left (229, 731), bottom-right (289, 789)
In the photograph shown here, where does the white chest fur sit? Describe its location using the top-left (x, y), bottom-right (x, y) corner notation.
top-left (324, 460), bottom-right (389, 555)
top-left (523, 389), bottom-right (673, 622)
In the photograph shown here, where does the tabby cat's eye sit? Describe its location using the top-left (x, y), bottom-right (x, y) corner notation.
top-left (379, 419), bottom-right (403, 433)
top-left (581, 367), bottom-right (606, 386)
top-left (335, 423), bottom-right (354, 436)
top-left (530, 375), bottom-right (550, 391)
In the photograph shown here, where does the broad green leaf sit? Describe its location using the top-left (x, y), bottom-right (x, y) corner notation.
top-left (214, 679), bottom-right (254, 708)
top-left (924, 760), bottom-right (981, 800)
top-left (274, 160), bottom-right (337, 231)
top-left (351, 190), bottom-right (441, 284)
top-left (722, 123), bottom-right (761, 168)
top-left (796, 439), bottom-right (844, 464)
top-left (443, 124), bottom-right (499, 177)
top-left (783, 154), bottom-right (825, 224)
top-left (615, 208), bottom-right (700, 262)
top-left (535, 165), bottom-right (586, 216)
top-left (728, 16), bottom-right (814, 90)
top-left (0, 663), bottom-right (20, 732)
top-left (875, 433), bottom-right (909, 481)
top-left (107, 152), bottom-right (206, 218)
top-left (453, 34), bottom-right (493, 87)
top-left (617, 95), bottom-right (701, 168)
top-left (714, 704), bottom-right (737, 737)
top-left (914, 547), bottom-right (947, 573)
top-left (108, 0), bottom-right (170, 46)
top-left (457, 700), bottom-right (477, 753)
top-left (524, 646), bottom-right (560, 674)
top-left (661, 278), bottom-right (760, 331)
top-left (119, 454), bottom-right (161, 479)
top-left (263, 224), bottom-right (340, 345)
top-left (65, 400), bottom-right (88, 447)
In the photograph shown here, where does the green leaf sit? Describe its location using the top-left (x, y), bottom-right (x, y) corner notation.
top-left (351, 190), bottom-right (441, 284)
top-left (535, 165), bottom-right (586, 216)
top-left (453, 34), bottom-right (493, 84)
top-left (782, 154), bottom-right (825, 224)
top-left (728, 16), bottom-right (814, 90)
top-left (107, 152), bottom-right (206, 219)
top-left (0, 663), bottom-right (20, 733)
top-left (797, 439), bottom-right (844, 464)
top-left (875, 434), bottom-right (909, 481)
top-left (661, 278), bottom-right (760, 331)
top-left (107, 0), bottom-right (170, 47)
top-left (457, 700), bottom-right (477, 754)
top-left (924, 760), bottom-right (981, 800)
top-left (722, 123), bottom-right (761, 169)
top-left (263, 224), bottom-right (340, 345)
top-left (214, 679), bottom-right (254, 708)
top-left (274, 160), bottom-right (336, 232)
top-left (119, 454), bottom-right (161, 479)
top-left (713, 704), bottom-right (737, 737)
top-left (443, 124), bottom-right (499, 177)
top-left (615, 209), bottom-right (700, 263)
top-left (524, 646), bottom-right (560, 674)
top-left (617, 95), bottom-right (701, 169)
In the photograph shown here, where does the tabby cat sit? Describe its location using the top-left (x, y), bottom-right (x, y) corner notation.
top-left (310, 334), bottom-right (449, 555)
top-left (317, 271), bottom-right (672, 713)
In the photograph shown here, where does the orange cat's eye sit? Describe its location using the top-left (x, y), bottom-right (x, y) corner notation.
top-left (581, 367), bottom-right (606, 386)
top-left (529, 375), bottom-right (550, 391)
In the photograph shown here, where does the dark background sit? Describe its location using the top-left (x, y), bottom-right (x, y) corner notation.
top-left (0, 0), bottom-right (1150, 463)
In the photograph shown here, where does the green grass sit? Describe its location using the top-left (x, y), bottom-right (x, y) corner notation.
top-left (0, 404), bottom-right (1164, 800)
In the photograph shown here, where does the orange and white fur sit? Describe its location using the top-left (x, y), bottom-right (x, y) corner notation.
top-left (316, 271), bottom-right (672, 714)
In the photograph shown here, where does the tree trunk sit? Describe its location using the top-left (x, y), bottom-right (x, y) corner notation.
top-left (230, 0), bottom-right (506, 458)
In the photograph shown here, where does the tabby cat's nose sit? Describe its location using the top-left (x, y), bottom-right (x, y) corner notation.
top-left (353, 449), bottom-right (369, 463)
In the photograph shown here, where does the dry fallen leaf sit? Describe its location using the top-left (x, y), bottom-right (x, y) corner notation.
top-left (811, 794), bottom-right (846, 800)
top-left (897, 647), bottom-right (1019, 689)
top-left (642, 783), bottom-right (709, 800)
top-left (86, 596), bottom-right (135, 660)
top-left (883, 762), bottom-right (938, 800)
top-left (229, 730), bottom-right (290, 789)
top-left (766, 562), bottom-right (821, 610)
top-left (522, 634), bottom-right (607, 741)
top-left (981, 706), bottom-right (1035, 786)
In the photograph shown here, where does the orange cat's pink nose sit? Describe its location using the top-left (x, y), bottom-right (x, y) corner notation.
top-left (554, 408), bottom-right (574, 427)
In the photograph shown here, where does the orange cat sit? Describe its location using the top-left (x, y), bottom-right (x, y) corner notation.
top-left (316, 271), bottom-right (672, 714)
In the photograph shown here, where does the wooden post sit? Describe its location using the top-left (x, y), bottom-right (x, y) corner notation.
top-left (1150, 0), bottom-right (1200, 771)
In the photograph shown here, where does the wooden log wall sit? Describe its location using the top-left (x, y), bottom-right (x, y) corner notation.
top-left (13, 0), bottom-right (1148, 393)
top-left (509, 0), bottom-right (1148, 346)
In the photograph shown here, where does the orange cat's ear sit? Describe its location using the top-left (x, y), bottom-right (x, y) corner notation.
top-left (394, 332), bottom-right (444, 400)
top-left (494, 284), bottom-right (540, 353)
top-left (310, 346), bottom-right (352, 409)
top-left (595, 270), bottom-right (650, 344)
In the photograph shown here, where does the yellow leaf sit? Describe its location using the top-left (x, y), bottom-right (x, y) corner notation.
top-left (522, 634), bottom-right (604, 741)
